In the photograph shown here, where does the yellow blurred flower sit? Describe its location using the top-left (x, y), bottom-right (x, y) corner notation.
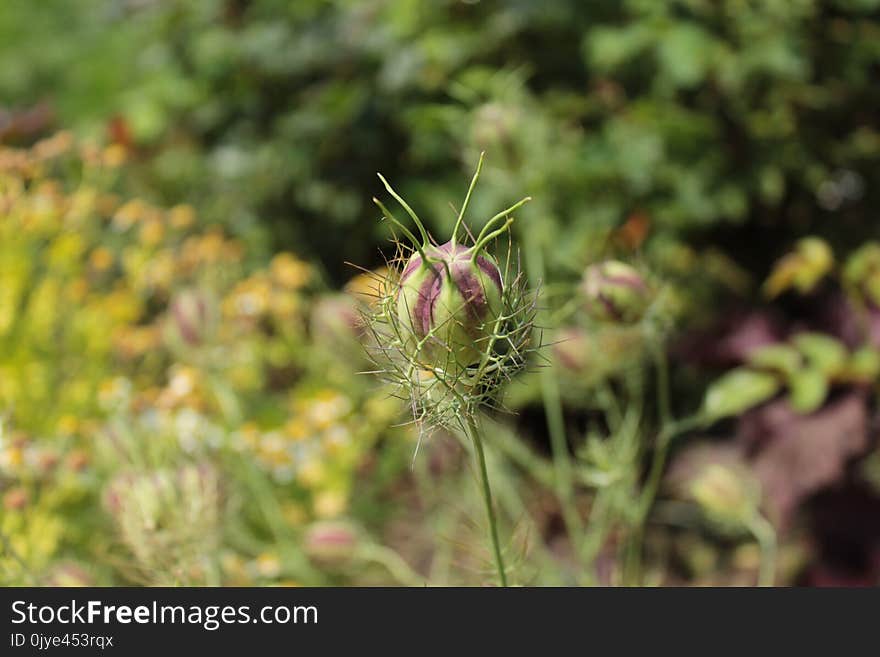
top-left (67, 277), bottom-right (89, 302)
top-left (102, 144), bottom-right (127, 168)
top-left (322, 424), bottom-right (351, 455)
top-left (168, 204), bottom-right (196, 230)
top-left (283, 418), bottom-right (311, 442)
top-left (298, 389), bottom-right (352, 430)
top-left (98, 377), bottom-right (132, 410)
top-left (55, 415), bottom-right (79, 437)
top-left (32, 131), bottom-right (73, 161)
top-left (225, 275), bottom-right (272, 318)
top-left (253, 552), bottom-right (282, 578)
top-left (139, 219), bottom-right (165, 247)
top-left (0, 445), bottom-right (24, 472)
top-left (221, 553), bottom-right (247, 576)
top-left (313, 490), bottom-right (347, 519)
top-left (89, 247), bottom-right (114, 272)
top-left (271, 253), bottom-right (311, 289)
top-left (297, 458), bottom-right (326, 488)
top-left (258, 432), bottom-right (294, 467)
top-left (344, 266), bottom-right (392, 308)
top-left (281, 501), bottom-right (307, 526)
top-left (113, 199), bottom-right (149, 230)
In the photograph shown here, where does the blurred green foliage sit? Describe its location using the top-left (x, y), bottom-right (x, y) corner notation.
top-left (4, 0), bottom-right (879, 286)
top-left (2, 0), bottom-right (880, 587)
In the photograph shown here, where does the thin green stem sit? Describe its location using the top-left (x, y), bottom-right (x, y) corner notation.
top-left (747, 513), bottom-right (777, 587)
top-left (523, 237), bottom-right (586, 574)
top-left (452, 151), bottom-right (484, 248)
top-left (472, 218), bottom-right (514, 258)
top-left (373, 197), bottom-right (428, 261)
top-left (377, 173), bottom-right (430, 246)
top-left (624, 344), bottom-right (671, 583)
top-left (474, 197), bottom-right (532, 250)
top-left (356, 544), bottom-right (424, 587)
top-left (624, 411), bottom-right (704, 585)
top-left (464, 414), bottom-right (508, 587)
top-left (654, 341), bottom-right (672, 428)
top-left (0, 530), bottom-right (36, 585)
top-left (639, 413), bottom-right (705, 520)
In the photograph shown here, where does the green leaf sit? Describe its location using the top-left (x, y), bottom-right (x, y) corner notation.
top-left (586, 25), bottom-right (652, 72)
top-left (748, 343), bottom-right (802, 378)
top-left (792, 333), bottom-right (848, 377)
top-left (843, 242), bottom-right (880, 307)
top-left (703, 368), bottom-right (781, 420)
top-left (657, 24), bottom-right (714, 89)
top-left (844, 347), bottom-right (880, 383)
top-left (764, 237), bottom-right (834, 298)
top-left (787, 368), bottom-right (828, 414)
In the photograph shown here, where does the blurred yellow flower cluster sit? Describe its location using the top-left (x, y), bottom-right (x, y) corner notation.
top-left (0, 133), bottom-right (235, 430)
top-left (0, 135), bottom-right (398, 586)
top-left (238, 389), bottom-right (355, 515)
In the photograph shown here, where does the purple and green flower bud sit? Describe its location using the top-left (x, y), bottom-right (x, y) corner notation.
top-left (311, 294), bottom-right (362, 343)
top-left (553, 327), bottom-right (590, 373)
top-left (303, 521), bottom-right (359, 564)
top-left (396, 240), bottom-right (504, 367)
top-left (373, 154), bottom-right (530, 369)
top-left (581, 260), bottom-right (651, 324)
top-left (366, 154), bottom-right (538, 436)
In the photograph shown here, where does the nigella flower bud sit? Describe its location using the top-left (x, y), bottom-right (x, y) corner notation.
top-left (552, 327), bottom-right (590, 373)
top-left (366, 153), bottom-right (537, 429)
top-left (371, 155), bottom-right (530, 371)
top-left (366, 155), bottom-right (539, 587)
top-left (581, 260), bottom-right (651, 324)
top-left (311, 294), bottom-right (362, 341)
top-left (397, 241), bottom-right (503, 367)
top-left (303, 521), bottom-right (359, 564)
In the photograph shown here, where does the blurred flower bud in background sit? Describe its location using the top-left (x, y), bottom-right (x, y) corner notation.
top-left (164, 287), bottom-right (218, 352)
top-left (689, 464), bottom-right (759, 527)
top-left (552, 327), bottom-right (591, 374)
top-left (581, 260), bottom-right (652, 324)
top-left (304, 521), bottom-right (359, 565)
top-left (3, 486), bottom-right (29, 511)
top-left (102, 463), bottom-right (222, 584)
top-left (667, 445), bottom-right (761, 530)
top-left (310, 293), bottom-right (363, 353)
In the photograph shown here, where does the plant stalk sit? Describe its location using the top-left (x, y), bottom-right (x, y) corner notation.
top-left (747, 512), bottom-right (777, 587)
top-left (523, 237), bottom-right (586, 574)
top-left (625, 344), bottom-right (704, 584)
top-left (465, 414), bottom-right (508, 587)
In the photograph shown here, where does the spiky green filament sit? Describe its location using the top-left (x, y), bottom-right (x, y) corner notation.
top-left (472, 218), bottom-right (514, 261)
top-left (373, 197), bottom-right (429, 263)
top-left (451, 151), bottom-right (484, 249)
top-left (473, 196), bottom-right (531, 257)
top-left (377, 173), bottom-right (430, 247)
